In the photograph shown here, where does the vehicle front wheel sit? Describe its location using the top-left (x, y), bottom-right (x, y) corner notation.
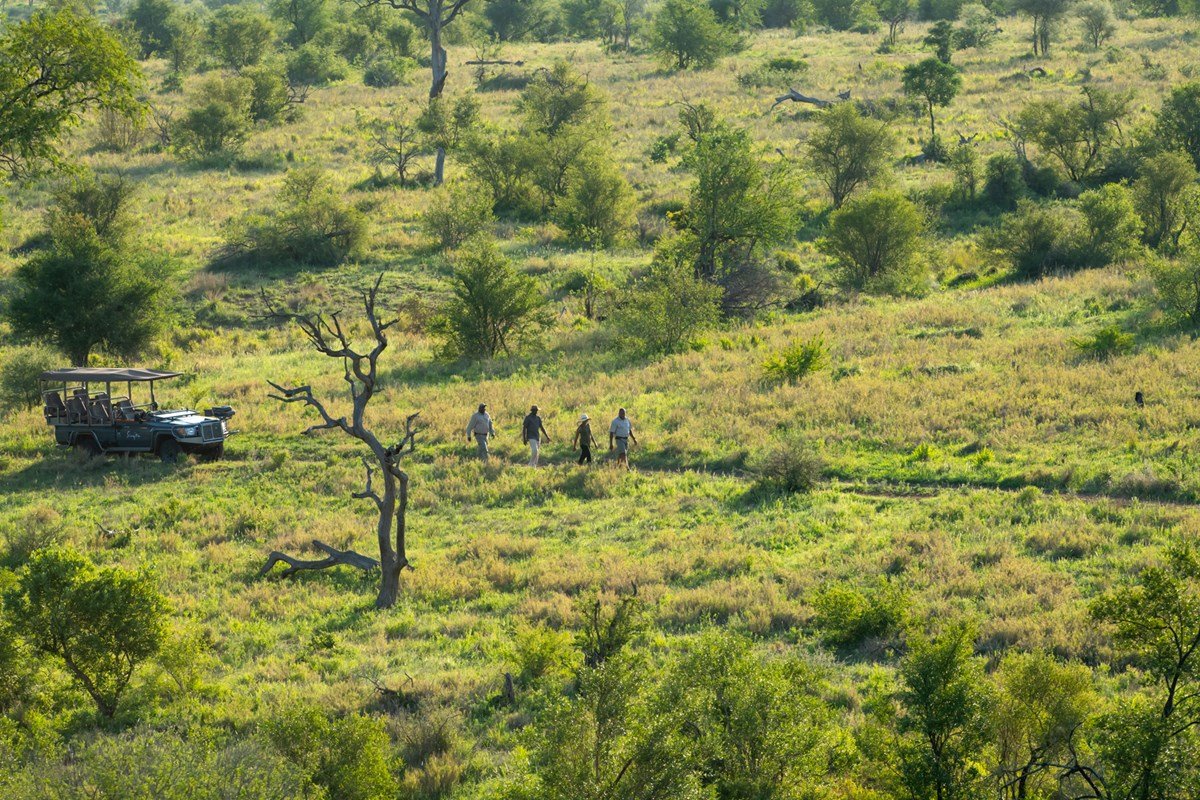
top-left (197, 443), bottom-right (224, 462)
top-left (158, 438), bottom-right (184, 463)
top-left (73, 436), bottom-right (101, 459)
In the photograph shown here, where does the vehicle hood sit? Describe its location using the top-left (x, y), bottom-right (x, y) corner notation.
top-left (150, 411), bottom-right (216, 425)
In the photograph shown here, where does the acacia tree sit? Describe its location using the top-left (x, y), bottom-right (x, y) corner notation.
top-left (902, 57), bottom-right (961, 144)
top-left (358, 0), bottom-right (476, 184)
top-left (806, 102), bottom-right (895, 208)
top-left (262, 275), bottom-right (421, 610)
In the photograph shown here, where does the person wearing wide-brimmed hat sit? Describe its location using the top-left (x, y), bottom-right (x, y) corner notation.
top-left (573, 413), bottom-right (598, 465)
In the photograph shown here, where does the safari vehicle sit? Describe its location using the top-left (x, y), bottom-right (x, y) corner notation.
top-left (39, 368), bottom-right (235, 462)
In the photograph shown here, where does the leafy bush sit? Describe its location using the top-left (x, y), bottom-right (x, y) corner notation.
top-left (656, 629), bottom-right (836, 798)
top-left (553, 152), bottom-right (635, 248)
top-left (983, 153), bottom-right (1026, 209)
top-left (0, 345), bottom-right (57, 410)
top-left (7, 215), bottom-right (175, 366)
top-left (243, 62), bottom-right (291, 123)
top-left (222, 166), bottom-right (367, 267)
top-left (1078, 183), bottom-right (1142, 265)
top-left (988, 199), bottom-right (1087, 278)
top-left (264, 705), bottom-right (399, 800)
top-left (762, 336), bottom-right (829, 383)
top-left (1134, 150), bottom-right (1198, 253)
top-left (1151, 255), bottom-right (1200, 328)
top-left (209, 4), bottom-right (276, 71)
top-left (432, 237), bottom-right (549, 360)
top-left (806, 102), bottom-right (894, 208)
top-left (422, 180), bottom-right (495, 250)
top-left (286, 42), bottom-right (349, 100)
top-left (1072, 325), bottom-right (1133, 360)
top-left (813, 580), bottom-right (909, 649)
top-left (736, 55), bottom-right (808, 88)
top-left (3, 547), bottom-right (168, 718)
top-left (363, 56), bottom-right (415, 88)
top-left (821, 190), bottom-right (926, 294)
top-left (650, 0), bottom-right (739, 71)
top-left (749, 433), bottom-right (825, 493)
top-left (609, 260), bottom-right (722, 355)
top-left (173, 75), bottom-right (253, 161)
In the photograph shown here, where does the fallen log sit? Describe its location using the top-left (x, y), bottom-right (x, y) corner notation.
top-left (258, 539), bottom-right (380, 578)
top-left (465, 58), bottom-right (525, 66)
top-left (770, 88), bottom-right (840, 111)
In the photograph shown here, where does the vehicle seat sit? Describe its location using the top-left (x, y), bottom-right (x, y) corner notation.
top-left (90, 393), bottom-right (113, 425)
top-left (115, 398), bottom-right (135, 421)
top-left (66, 395), bottom-right (88, 424)
top-left (43, 391), bottom-right (67, 421)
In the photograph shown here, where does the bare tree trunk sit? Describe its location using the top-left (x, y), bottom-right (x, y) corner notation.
top-left (430, 18), bottom-right (448, 185)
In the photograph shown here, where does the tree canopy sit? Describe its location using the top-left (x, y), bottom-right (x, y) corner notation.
top-left (0, 10), bottom-right (143, 181)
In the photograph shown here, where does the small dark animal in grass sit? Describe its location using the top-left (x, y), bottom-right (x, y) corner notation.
top-left (1135, 391), bottom-right (1144, 407)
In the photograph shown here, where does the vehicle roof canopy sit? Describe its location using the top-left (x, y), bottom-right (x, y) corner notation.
top-left (39, 368), bottom-right (183, 383)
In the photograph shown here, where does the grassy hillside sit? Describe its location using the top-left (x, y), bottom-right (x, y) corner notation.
top-left (3, 7), bottom-right (1200, 799)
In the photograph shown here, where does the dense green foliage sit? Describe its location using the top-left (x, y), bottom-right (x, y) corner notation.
top-left (0, 11), bottom-right (142, 181)
top-left (3, 548), bottom-right (168, 718)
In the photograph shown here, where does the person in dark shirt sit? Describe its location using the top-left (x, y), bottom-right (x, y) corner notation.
top-left (573, 414), bottom-right (597, 465)
top-left (522, 405), bottom-right (550, 466)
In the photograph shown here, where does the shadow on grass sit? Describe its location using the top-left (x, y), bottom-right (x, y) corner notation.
top-left (0, 453), bottom-right (184, 495)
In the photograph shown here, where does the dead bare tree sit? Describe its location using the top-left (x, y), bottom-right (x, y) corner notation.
top-left (260, 275), bottom-right (421, 609)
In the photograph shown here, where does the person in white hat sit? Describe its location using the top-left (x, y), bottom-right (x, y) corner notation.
top-left (573, 413), bottom-right (597, 465)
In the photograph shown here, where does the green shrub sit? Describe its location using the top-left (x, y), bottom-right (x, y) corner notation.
top-left (650, 0), bottom-right (739, 71)
top-left (1078, 183), bottom-right (1143, 265)
top-left (0, 344), bottom-right (57, 409)
top-left (983, 153), bottom-right (1026, 209)
top-left (1151, 254), bottom-right (1200, 328)
top-left (1134, 150), bottom-right (1198, 253)
top-left (432, 237), bottom-right (549, 360)
top-left (222, 166), bottom-right (367, 267)
top-left (363, 56), bottom-right (415, 88)
top-left (749, 433), bottom-right (825, 493)
top-left (609, 259), bottom-right (721, 355)
top-left (243, 62), bottom-right (291, 123)
top-left (264, 705), bottom-right (399, 800)
top-left (173, 75), bottom-right (253, 161)
top-left (763, 336), bottom-right (829, 383)
top-left (507, 622), bottom-right (577, 685)
top-left (821, 190), bottom-right (926, 294)
top-left (554, 152), bottom-right (635, 248)
top-left (1071, 325), bottom-right (1133, 360)
top-left (4, 547), bottom-right (168, 718)
top-left (656, 629), bottom-right (836, 798)
top-left (813, 580), bottom-right (909, 649)
top-left (988, 199), bottom-right (1087, 278)
top-left (209, 4), bottom-right (275, 71)
top-left (422, 180), bottom-right (495, 250)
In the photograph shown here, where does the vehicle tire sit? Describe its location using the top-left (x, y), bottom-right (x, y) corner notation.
top-left (73, 436), bottom-right (101, 459)
top-left (158, 438), bottom-right (184, 463)
top-left (198, 443), bottom-right (224, 462)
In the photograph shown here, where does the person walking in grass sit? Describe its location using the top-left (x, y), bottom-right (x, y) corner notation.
top-left (573, 413), bottom-right (597, 465)
top-left (609, 408), bottom-right (637, 469)
top-left (522, 405), bottom-right (550, 467)
top-left (466, 403), bottom-right (495, 461)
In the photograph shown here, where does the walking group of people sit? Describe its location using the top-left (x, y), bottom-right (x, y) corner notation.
top-left (465, 404), bottom-right (638, 469)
